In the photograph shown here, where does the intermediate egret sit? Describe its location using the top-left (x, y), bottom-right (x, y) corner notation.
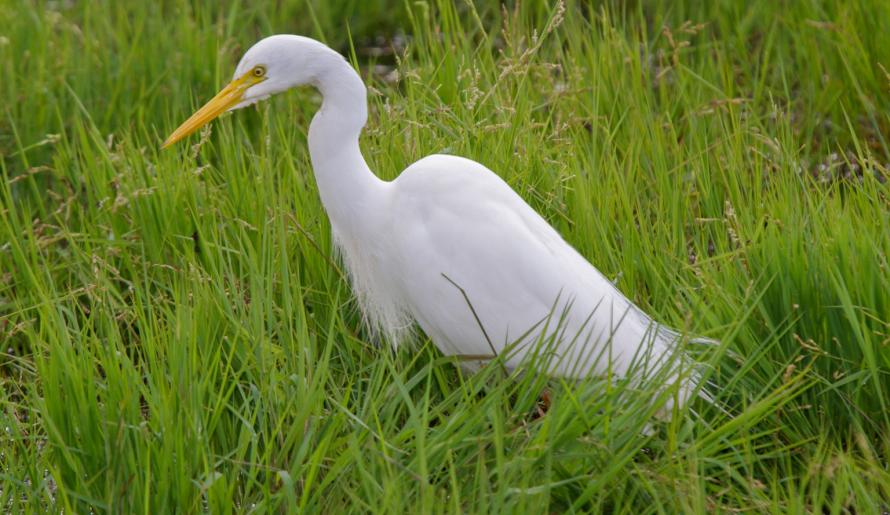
top-left (164, 35), bottom-right (711, 414)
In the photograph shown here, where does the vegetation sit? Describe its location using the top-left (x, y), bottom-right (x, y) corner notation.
top-left (1, 0), bottom-right (888, 511)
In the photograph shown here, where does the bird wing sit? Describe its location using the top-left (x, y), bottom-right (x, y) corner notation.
top-left (387, 154), bottom-right (651, 374)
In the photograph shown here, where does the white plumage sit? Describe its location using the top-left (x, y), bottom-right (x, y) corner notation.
top-left (164, 35), bottom-right (710, 414)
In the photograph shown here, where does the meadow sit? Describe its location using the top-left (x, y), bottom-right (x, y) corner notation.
top-left (1, 0), bottom-right (889, 512)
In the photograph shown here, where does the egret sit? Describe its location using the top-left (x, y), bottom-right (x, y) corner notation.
top-left (164, 35), bottom-right (711, 415)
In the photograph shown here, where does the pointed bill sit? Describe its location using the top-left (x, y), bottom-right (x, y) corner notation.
top-left (162, 70), bottom-right (264, 149)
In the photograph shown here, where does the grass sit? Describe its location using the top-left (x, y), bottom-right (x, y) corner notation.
top-left (1, 0), bottom-right (889, 511)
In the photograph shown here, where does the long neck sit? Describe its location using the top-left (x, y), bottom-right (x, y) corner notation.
top-left (307, 49), bottom-right (385, 238)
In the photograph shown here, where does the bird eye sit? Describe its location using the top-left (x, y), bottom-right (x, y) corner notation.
top-left (252, 65), bottom-right (266, 78)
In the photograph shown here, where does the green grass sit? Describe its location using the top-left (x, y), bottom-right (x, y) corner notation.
top-left (1, 0), bottom-right (889, 511)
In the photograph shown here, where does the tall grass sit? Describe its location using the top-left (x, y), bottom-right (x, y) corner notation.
top-left (1, 0), bottom-right (888, 511)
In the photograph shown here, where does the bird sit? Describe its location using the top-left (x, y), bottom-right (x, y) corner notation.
top-left (163, 34), bottom-right (712, 415)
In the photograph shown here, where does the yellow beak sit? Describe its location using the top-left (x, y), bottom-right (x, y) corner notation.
top-left (162, 71), bottom-right (265, 149)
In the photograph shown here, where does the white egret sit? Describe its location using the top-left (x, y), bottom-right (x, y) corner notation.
top-left (164, 35), bottom-right (711, 414)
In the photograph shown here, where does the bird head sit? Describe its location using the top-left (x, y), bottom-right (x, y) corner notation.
top-left (162, 35), bottom-right (323, 148)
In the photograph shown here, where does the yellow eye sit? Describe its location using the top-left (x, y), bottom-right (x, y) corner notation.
top-left (252, 65), bottom-right (266, 78)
